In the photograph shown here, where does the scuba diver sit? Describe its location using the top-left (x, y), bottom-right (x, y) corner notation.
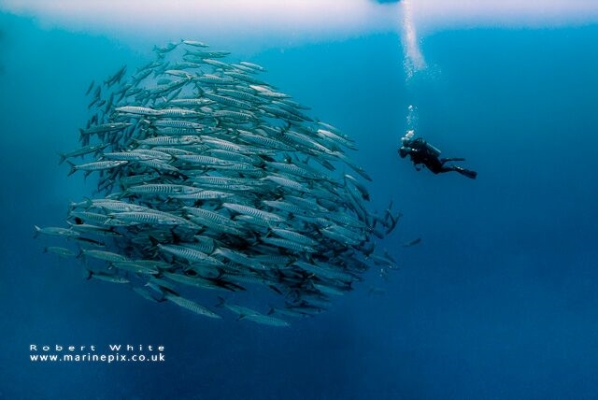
top-left (399, 130), bottom-right (477, 179)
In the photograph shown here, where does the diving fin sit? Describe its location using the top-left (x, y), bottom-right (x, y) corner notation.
top-left (455, 167), bottom-right (477, 180)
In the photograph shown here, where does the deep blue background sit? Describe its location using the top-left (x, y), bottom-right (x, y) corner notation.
top-left (1, 11), bottom-right (598, 400)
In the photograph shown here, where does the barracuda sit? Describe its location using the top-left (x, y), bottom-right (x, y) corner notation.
top-left (164, 293), bottom-right (221, 319)
top-left (202, 91), bottom-right (254, 110)
top-left (109, 211), bottom-right (197, 228)
top-left (136, 135), bottom-right (202, 146)
top-left (36, 39), bottom-right (402, 326)
top-left (81, 249), bottom-right (129, 263)
top-left (222, 203), bottom-right (285, 223)
top-left (58, 143), bottom-right (110, 165)
top-left (158, 244), bottom-right (223, 266)
top-left (114, 106), bottom-right (164, 116)
top-left (125, 184), bottom-right (201, 196)
top-left (67, 160), bottom-right (127, 176)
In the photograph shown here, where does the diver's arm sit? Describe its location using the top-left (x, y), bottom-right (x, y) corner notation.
top-left (410, 154), bottom-right (423, 170)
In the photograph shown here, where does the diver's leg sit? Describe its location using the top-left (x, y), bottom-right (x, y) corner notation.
top-left (426, 159), bottom-right (445, 174)
top-left (437, 166), bottom-right (455, 173)
top-left (440, 157), bottom-right (466, 164)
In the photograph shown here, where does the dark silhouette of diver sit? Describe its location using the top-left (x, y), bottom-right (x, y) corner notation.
top-left (399, 131), bottom-right (477, 179)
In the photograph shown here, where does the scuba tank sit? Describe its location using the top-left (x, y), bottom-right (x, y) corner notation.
top-left (401, 130), bottom-right (441, 157)
top-left (424, 142), bottom-right (441, 157)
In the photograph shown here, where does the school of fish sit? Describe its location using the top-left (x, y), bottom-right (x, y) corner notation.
top-left (35, 40), bottom-right (402, 327)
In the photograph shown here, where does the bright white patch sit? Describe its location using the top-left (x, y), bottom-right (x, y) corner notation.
top-left (2, 0), bottom-right (598, 51)
top-left (412, 0), bottom-right (598, 33)
top-left (0, 0), bottom-right (598, 47)
top-left (0, 0), bottom-right (397, 51)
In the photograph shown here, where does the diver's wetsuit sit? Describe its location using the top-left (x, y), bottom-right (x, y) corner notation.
top-left (400, 138), bottom-right (477, 179)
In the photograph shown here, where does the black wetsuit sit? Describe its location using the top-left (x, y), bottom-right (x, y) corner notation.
top-left (400, 138), bottom-right (477, 179)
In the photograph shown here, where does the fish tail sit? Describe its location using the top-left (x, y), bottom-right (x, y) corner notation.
top-left (82, 197), bottom-right (93, 209)
top-left (57, 153), bottom-right (67, 165)
top-left (66, 161), bottom-right (77, 176)
top-left (268, 285), bottom-right (282, 295)
top-left (148, 236), bottom-right (161, 247)
top-left (215, 296), bottom-right (226, 308)
top-left (169, 229), bottom-right (183, 244)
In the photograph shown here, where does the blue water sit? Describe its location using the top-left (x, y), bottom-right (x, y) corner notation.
top-left (2, 10), bottom-right (598, 400)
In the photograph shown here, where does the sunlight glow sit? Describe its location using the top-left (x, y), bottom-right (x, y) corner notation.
top-left (0, 0), bottom-right (396, 49)
top-left (401, 0), bottom-right (426, 80)
top-left (412, 0), bottom-right (598, 33)
top-left (1, 0), bottom-right (598, 50)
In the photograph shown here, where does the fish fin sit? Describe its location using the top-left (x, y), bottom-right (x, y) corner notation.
top-left (33, 225), bottom-right (41, 238)
top-left (57, 153), bottom-right (67, 165)
top-left (215, 296), bottom-right (226, 308)
top-left (66, 161), bottom-right (77, 176)
top-left (268, 285), bottom-right (283, 295)
top-left (162, 287), bottom-right (178, 296)
top-left (169, 229), bottom-right (183, 244)
top-left (371, 229), bottom-right (385, 240)
top-left (215, 279), bottom-right (245, 292)
top-left (384, 249), bottom-right (397, 263)
top-left (149, 236), bottom-right (161, 247)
